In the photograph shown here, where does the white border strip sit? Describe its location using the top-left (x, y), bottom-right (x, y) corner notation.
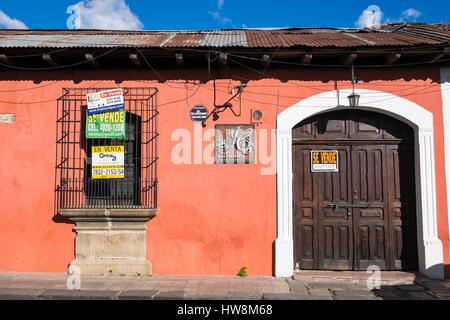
top-left (441, 67), bottom-right (450, 255)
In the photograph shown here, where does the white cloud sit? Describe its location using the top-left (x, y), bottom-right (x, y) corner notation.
top-left (356, 5), bottom-right (383, 29)
top-left (208, 0), bottom-right (232, 25)
top-left (402, 8), bottom-right (421, 20)
top-left (67, 0), bottom-right (143, 30)
top-left (208, 10), bottom-right (232, 25)
top-left (0, 10), bottom-right (28, 29)
top-left (355, 5), bottom-right (424, 29)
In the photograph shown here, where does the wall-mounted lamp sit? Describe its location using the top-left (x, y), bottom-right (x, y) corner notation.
top-left (347, 92), bottom-right (360, 108)
top-left (347, 64), bottom-right (360, 108)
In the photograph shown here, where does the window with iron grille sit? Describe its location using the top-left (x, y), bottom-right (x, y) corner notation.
top-left (55, 87), bottom-right (158, 210)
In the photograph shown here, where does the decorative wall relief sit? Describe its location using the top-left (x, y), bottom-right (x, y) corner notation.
top-left (215, 124), bottom-right (256, 164)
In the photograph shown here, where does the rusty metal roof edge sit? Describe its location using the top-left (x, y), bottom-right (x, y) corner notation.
top-left (0, 27), bottom-right (391, 35)
top-left (0, 24), bottom-right (449, 49)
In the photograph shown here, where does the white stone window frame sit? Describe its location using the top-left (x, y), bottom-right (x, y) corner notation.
top-left (275, 88), bottom-right (444, 280)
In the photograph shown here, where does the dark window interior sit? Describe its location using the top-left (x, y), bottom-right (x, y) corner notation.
top-left (84, 113), bottom-right (142, 207)
top-left (55, 87), bottom-right (158, 211)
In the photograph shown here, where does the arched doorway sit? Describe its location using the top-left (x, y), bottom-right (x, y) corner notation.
top-left (275, 89), bottom-right (444, 279)
top-left (292, 109), bottom-right (418, 271)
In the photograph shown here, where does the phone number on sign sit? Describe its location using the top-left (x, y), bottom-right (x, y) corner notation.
top-left (92, 168), bottom-right (124, 175)
top-left (99, 123), bottom-right (124, 131)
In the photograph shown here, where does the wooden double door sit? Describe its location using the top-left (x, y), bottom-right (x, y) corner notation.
top-left (293, 110), bottom-right (418, 271)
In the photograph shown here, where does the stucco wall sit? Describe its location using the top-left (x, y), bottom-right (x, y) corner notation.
top-left (0, 67), bottom-right (448, 276)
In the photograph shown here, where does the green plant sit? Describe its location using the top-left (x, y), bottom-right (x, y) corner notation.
top-left (237, 266), bottom-right (248, 277)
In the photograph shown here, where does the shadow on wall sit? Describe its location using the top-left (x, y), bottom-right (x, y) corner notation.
top-left (0, 67), bottom-right (440, 85)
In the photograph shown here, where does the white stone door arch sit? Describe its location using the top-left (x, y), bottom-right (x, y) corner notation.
top-left (275, 89), bottom-right (444, 279)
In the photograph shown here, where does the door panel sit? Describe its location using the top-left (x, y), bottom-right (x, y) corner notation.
top-left (293, 146), bottom-right (353, 270)
top-left (352, 145), bottom-right (389, 270)
top-left (293, 109), bottom-right (417, 272)
top-left (293, 146), bottom-right (318, 270)
top-left (386, 144), bottom-right (418, 270)
top-left (318, 146), bottom-right (353, 270)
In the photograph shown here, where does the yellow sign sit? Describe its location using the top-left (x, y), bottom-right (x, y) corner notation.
top-left (91, 146), bottom-right (125, 179)
top-left (311, 150), bottom-right (339, 172)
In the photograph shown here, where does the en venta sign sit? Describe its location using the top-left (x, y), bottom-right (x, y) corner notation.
top-left (91, 145), bottom-right (125, 179)
top-left (215, 124), bottom-right (255, 164)
top-left (86, 110), bottom-right (126, 139)
top-left (86, 89), bottom-right (124, 115)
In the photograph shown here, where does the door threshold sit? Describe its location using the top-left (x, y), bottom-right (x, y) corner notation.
top-left (293, 270), bottom-right (421, 284)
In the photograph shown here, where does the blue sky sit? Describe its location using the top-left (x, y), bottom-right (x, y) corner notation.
top-left (0, 0), bottom-right (449, 30)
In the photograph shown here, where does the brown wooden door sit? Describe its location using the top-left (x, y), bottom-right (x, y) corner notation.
top-left (386, 143), bottom-right (418, 270)
top-left (293, 110), bottom-right (418, 271)
top-left (352, 144), bottom-right (389, 270)
top-left (318, 146), bottom-right (353, 270)
top-left (293, 146), bottom-right (352, 270)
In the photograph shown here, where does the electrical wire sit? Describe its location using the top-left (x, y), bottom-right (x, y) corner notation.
top-left (0, 75), bottom-right (437, 96)
top-left (211, 81), bottom-right (440, 100)
top-left (0, 48), bottom-right (118, 71)
top-left (224, 73), bottom-right (441, 98)
top-left (0, 29), bottom-right (448, 66)
top-left (226, 56), bottom-right (439, 98)
top-left (4, 48), bottom-right (72, 58)
top-left (0, 31), bottom-right (447, 104)
top-left (205, 50), bottom-right (444, 97)
top-left (0, 47), bottom-right (442, 105)
top-left (0, 80), bottom-right (105, 104)
top-left (0, 77), bottom-right (447, 107)
top-left (159, 83), bottom-right (202, 107)
top-left (226, 51), bottom-right (450, 68)
top-left (0, 33), bottom-right (447, 76)
top-left (134, 46), bottom-right (205, 90)
top-left (199, 80), bottom-right (450, 111)
top-left (0, 80), bottom-right (62, 93)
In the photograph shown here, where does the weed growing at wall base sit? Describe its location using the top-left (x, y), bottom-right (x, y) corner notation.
top-left (237, 266), bottom-right (248, 277)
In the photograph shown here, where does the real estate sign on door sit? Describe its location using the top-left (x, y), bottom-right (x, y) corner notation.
top-left (86, 110), bottom-right (126, 139)
top-left (311, 150), bottom-right (339, 172)
top-left (91, 145), bottom-right (125, 179)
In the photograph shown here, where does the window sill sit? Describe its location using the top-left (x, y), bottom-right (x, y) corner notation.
top-left (58, 208), bottom-right (158, 222)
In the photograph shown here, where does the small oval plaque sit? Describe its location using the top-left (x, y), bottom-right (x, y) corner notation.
top-left (189, 105), bottom-right (208, 122)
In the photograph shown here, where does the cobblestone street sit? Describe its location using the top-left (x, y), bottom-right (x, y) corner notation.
top-left (0, 271), bottom-right (449, 300)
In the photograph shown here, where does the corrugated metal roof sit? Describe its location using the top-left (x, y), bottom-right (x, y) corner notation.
top-left (201, 30), bottom-right (247, 47)
top-left (0, 34), bottom-right (175, 48)
top-left (354, 32), bottom-right (443, 46)
top-left (0, 24), bottom-right (448, 49)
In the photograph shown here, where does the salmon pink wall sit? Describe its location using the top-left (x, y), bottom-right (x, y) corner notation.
top-left (0, 67), bottom-right (448, 276)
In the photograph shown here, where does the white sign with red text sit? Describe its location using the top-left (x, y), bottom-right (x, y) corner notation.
top-left (87, 89), bottom-right (124, 115)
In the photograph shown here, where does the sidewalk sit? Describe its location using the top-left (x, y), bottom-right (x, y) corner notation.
top-left (0, 271), bottom-right (449, 300)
